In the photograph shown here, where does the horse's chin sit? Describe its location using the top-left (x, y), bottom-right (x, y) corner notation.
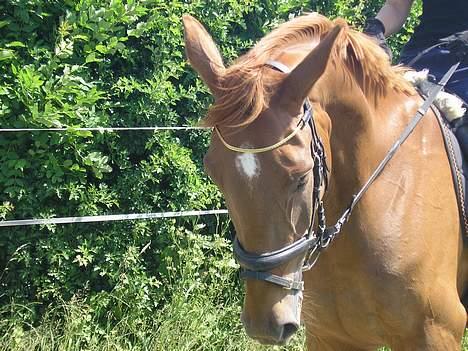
top-left (254, 336), bottom-right (291, 346)
top-left (242, 292), bottom-right (302, 346)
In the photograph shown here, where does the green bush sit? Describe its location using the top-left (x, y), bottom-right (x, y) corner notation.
top-left (0, 0), bottom-right (423, 349)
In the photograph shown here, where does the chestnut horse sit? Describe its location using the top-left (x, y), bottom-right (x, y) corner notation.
top-left (183, 13), bottom-right (468, 350)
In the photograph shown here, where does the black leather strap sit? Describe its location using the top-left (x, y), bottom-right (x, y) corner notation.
top-left (233, 235), bottom-right (317, 272)
top-left (321, 62), bottom-right (461, 244)
top-left (240, 270), bottom-right (304, 291)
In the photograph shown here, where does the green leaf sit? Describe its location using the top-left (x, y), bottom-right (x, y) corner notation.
top-left (6, 41), bottom-right (26, 48)
top-left (55, 39), bottom-right (74, 59)
top-left (0, 20), bottom-right (10, 29)
top-left (85, 52), bottom-right (102, 63)
top-left (95, 44), bottom-right (107, 54)
top-left (73, 34), bottom-right (89, 41)
top-left (0, 49), bottom-right (15, 61)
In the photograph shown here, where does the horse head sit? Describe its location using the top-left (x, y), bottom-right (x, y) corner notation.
top-left (183, 14), bottom-right (344, 345)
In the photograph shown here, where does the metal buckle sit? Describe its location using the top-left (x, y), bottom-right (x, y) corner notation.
top-left (302, 242), bottom-right (321, 271)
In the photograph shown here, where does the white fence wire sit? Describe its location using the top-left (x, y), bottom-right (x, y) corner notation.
top-left (0, 126), bottom-right (210, 132)
top-left (0, 209), bottom-right (229, 227)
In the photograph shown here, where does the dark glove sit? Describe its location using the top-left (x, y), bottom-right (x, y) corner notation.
top-left (439, 30), bottom-right (468, 61)
top-left (363, 18), bottom-right (393, 60)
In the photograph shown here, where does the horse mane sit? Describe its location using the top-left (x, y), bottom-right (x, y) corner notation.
top-left (203, 13), bottom-right (415, 128)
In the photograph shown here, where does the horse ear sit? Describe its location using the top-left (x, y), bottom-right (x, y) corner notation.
top-left (183, 15), bottom-right (225, 97)
top-left (278, 24), bottom-right (344, 112)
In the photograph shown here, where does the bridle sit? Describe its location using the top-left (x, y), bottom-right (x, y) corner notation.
top-left (217, 59), bottom-right (460, 292)
top-left (219, 60), bottom-right (331, 291)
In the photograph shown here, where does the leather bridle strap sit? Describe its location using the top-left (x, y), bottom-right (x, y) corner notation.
top-left (233, 235), bottom-right (317, 271)
top-left (265, 60), bottom-right (291, 73)
top-left (214, 121), bottom-right (306, 154)
top-left (240, 270), bottom-right (304, 290)
top-left (321, 61), bottom-right (461, 243)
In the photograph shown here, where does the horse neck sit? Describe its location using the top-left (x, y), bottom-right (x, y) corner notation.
top-left (317, 69), bottom-right (417, 234)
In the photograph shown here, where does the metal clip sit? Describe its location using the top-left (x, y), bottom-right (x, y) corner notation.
top-left (302, 243), bottom-right (321, 271)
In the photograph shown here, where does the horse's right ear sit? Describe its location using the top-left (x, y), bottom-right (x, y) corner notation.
top-left (183, 15), bottom-right (225, 97)
top-left (277, 24), bottom-right (343, 114)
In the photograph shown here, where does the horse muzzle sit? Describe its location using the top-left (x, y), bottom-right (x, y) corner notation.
top-left (241, 289), bottom-right (302, 345)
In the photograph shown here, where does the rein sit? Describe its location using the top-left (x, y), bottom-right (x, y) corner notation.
top-left (223, 59), bottom-right (460, 292)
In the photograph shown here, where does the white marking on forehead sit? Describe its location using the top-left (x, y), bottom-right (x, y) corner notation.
top-left (235, 144), bottom-right (260, 180)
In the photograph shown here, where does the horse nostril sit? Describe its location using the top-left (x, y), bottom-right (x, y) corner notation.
top-left (282, 323), bottom-right (299, 340)
top-left (281, 322), bottom-right (299, 340)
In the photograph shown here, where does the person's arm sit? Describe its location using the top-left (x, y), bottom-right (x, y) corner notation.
top-left (363, 0), bottom-right (415, 59)
top-left (375, 0), bottom-right (415, 37)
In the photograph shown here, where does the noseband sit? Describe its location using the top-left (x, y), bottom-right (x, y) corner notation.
top-left (217, 60), bottom-right (330, 291)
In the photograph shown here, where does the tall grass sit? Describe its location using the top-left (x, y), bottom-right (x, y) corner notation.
top-left (0, 288), bottom-right (303, 351)
top-left (0, 237), bottom-right (304, 351)
top-left (2, 280), bottom-right (467, 351)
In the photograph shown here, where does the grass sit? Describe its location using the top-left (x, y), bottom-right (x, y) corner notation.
top-left (0, 233), bottom-right (467, 350)
top-left (0, 286), bottom-right (303, 351)
top-left (1, 289), bottom-right (467, 351)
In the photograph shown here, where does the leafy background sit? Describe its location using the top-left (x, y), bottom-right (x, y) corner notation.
top-left (2, 1), bottom-right (454, 350)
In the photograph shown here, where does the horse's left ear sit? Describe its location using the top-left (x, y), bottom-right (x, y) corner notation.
top-left (183, 15), bottom-right (225, 97)
top-left (278, 24), bottom-right (344, 113)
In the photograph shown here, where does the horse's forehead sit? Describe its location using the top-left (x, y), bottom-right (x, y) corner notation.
top-left (208, 140), bottom-right (310, 187)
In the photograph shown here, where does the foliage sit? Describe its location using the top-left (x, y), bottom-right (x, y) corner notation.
top-left (0, 0), bottom-right (424, 349)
